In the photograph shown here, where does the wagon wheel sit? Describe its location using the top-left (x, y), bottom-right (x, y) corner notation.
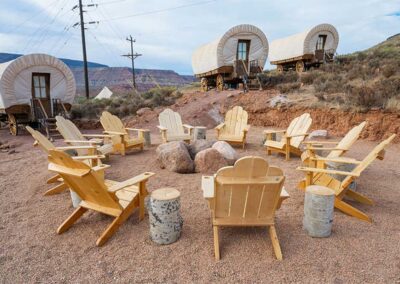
top-left (296, 60), bottom-right (305, 73)
top-left (8, 114), bottom-right (18, 136)
top-left (216, 74), bottom-right (224, 92)
top-left (200, 78), bottom-right (208, 92)
top-left (277, 65), bottom-right (284, 73)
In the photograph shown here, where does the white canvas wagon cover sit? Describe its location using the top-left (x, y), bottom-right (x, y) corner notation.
top-left (0, 53), bottom-right (76, 110)
top-left (269, 23), bottom-right (339, 63)
top-left (192, 24), bottom-right (269, 75)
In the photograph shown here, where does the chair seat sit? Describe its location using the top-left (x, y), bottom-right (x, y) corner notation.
top-left (265, 140), bottom-right (285, 149)
top-left (167, 134), bottom-right (191, 141)
top-left (98, 143), bottom-right (114, 155)
top-left (125, 137), bottom-right (144, 147)
top-left (218, 134), bottom-right (243, 142)
top-left (105, 179), bottom-right (139, 208)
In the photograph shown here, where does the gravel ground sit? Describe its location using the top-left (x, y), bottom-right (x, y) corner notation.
top-left (0, 127), bottom-right (399, 283)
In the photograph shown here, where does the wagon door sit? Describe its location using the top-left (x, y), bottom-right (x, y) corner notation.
top-left (236, 40), bottom-right (251, 76)
top-left (315, 35), bottom-right (327, 61)
top-left (32, 73), bottom-right (52, 117)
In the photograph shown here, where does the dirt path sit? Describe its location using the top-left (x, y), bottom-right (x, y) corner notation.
top-left (1, 127), bottom-right (399, 283)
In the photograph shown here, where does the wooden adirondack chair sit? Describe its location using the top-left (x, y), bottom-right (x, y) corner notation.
top-left (215, 106), bottom-right (250, 149)
top-left (26, 126), bottom-right (106, 196)
top-left (157, 108), bottom-right (193, 143)
top-left (100, 111), bottom-right (145, 155)
top-left (264, 113), bottom-right (312, 160)
top-left (297, 134), bottom-right (396, 222)
top-left (201, 156), bottom-right (289, 260)
top-left (301, 121), bottom-right (367, 167)
top-left (47, 149), bottom-right (155, 246)
top-left (56, 116), bottom-right (113, 156)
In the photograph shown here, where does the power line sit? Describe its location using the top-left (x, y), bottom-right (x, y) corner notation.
top-left (100, 0), bottom-right (217, 22)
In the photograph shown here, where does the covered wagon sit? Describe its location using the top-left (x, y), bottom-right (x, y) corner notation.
top-left (269, 23), bottom-right (339, 73)
top-left (192, 24), bottom-right (269, 91)
top-left (0, 53), bottom-right (76, 136)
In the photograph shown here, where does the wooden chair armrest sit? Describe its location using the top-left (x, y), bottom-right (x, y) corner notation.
top-left (103, 130), bottom-right (126, 136)
top-left (215, 123), bottom-right (225, 130)
top-left (125, 127), bottom-right (148, 133)
top-left (306, 147), bottom-right (347, 151)
top-left (303, 141), bottom-right (339, 145)
top-left (82, 134), bottom-right (112, 138)
top-left (297, 166), bottom-right (360, 177)
top-left (92, 164), bottom-right (111, 171)
top-left (263, 129), bottom-right (286, 134)
top-left (108, 172), bottom-right (155, 193)
top-left (182, 124), bottom-right (194, 130)
top-left (56, 146), bottom-right (96, 150)
top-left (286, 133), bottom-right (309, 138)
top-left (64, 140), bottom-right (101, 144)
top-left (310, 157), bottom-right (361, 164)
top-left (202, 175), bottom-right (215, 198)
top-left (157, 125), bottom-right (167, 131)
top-left (72, 155), bottom-right (105, 160)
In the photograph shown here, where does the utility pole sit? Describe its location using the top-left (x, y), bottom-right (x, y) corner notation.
top-left (122, 36), bottom-right (142, 89)
top-left (78, 0), bottom-right (89, 99)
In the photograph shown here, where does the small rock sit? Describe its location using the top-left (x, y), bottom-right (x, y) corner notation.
top-left (194, 148), bottom-right (228, 174)
top-left (187, 140), bottom-right (214, 159)
top-left (7, 141), bottom-right (22, 148)
top-left (156, 141), bottom-right (194, 173)
top-left (269, 95), bottom-right (288, 107)
top-left (308, 130), bottom-right (328, 139)
top-left (227, 93), bottom-right (235, 98)
top-left (212, 141), bottom-right (238, 165)
top-left (136, 107), bottom-right (151, 116)
top-left (8, 149), bottom-right (16, 154)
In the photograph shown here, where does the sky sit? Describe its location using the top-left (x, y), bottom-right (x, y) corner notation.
top-left (0, 0), bottom-right (399, 75)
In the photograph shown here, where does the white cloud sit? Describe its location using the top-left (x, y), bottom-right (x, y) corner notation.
top-left (1, 0), bottom-right (399, 74)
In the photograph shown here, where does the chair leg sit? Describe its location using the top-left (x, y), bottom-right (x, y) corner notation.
top-left (96, 208), bottom-right (134, 246)
top-left (213, 225), bottom-right (220, 260)
top-left (345, 189), bottom-right (374, 205)
top-left (334, 199), bottom-right (372, 222)
top-left (285, 146), bottom-right (290, 161)
top-left (47, 174), bottom-right (60, 184)
top-left (44, 182), bottom-right (68, 196)
top-left (266, 148), bottom-right (272, 156)
top-left (57, 207), bottom-right (87, 234)
top-left (269, 225), bottom-right (282, 260)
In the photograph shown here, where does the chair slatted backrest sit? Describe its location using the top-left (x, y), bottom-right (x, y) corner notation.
top-left (282, 113), bottom-right (312, 148)
top-left (100, 111), bottom-right (128, 144)
top-left (214, 156), bottom-right (285, 222)
top-left (340, 134), bottom-right (396, 189)
top-left (327, 122), bottom-right (366, 158)
top-left (48, 150), bottom-right (122, 214)
top-left (56, 116), bottom-right (87, 155)
top-left (26, 126), bottom-right (55, 153)
top-left (158, 108), bottom-right (185, 136)
top-left (223, 106), bottom-right (248, 137)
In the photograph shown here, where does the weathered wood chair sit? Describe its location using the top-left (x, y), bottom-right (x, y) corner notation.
top-left (100, 111), bottom-right (145, 155)
top-left (297, 134), bottom-right (396, 222)
top-left (201, 156), bottom-right (289, 260)
top-left (56, 116), bottom-right (113, 156)
top-left (301, 121), bottom-right (367, 167)
top-left (264, 113), bottom-right (312, 160)
top-left (157, 108), bottom-right (193, 143)
top-left (26, 126), bottom-right (105, 196)
top-left (48, 149), bottom-right (155, 246)
top-left (215, 106), bottom-right (250, 149)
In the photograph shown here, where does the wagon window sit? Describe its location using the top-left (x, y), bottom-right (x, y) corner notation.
top-left (32, 73), bottom-right (50, 99)
top-left (316, 35), bottom-right (327, 50)
top-left (237, 40), bottom-right (250, 61)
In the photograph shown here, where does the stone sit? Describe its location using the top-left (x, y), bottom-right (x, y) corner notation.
top-left (308, 130), bottom-right (329, 139)
top-left (212, 141), bottom-right (238, 165)
top-left (193, 126), bottom-right (207, 140)
top-left (269, 95), bottom-right (288, 107)
top-left (136, 107), bottom-right (151, 116)
top-left (194, 148), bottom-right (228, 174)
top-left (187, 139), bottom-right (214, 159)
top-left (156, 141), bottom-right (194, 173)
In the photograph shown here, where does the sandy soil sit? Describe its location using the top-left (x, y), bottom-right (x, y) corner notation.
top-left (0, 126), bottom-right (399, 283)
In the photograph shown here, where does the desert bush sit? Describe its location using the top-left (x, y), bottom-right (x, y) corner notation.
top-left (382, 63), bottom-right (397, 78)
top-left (277, 82), bottom-right (301, 93)
top-left (300, 71), bottom-right (320, 85)
top-left (345, 84), bottom-right (385, 108)
top-left (314, 73), bottom-right (344, 93)
top-left (385, 97), bottom-right (400, 110)
top-left (257, 71), bottom-right (298, 88)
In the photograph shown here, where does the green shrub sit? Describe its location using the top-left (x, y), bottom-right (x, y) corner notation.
top-left (277, 82), bottom-right (301, 93)
top-left (257, 71), bottom-right (298, 89)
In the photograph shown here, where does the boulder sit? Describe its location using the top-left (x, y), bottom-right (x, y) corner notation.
top-left (212, 141), bottom-right (238, 165)
top-left (187, 139), bottom-right (214, 159)
top-left (156, 141), bottom-right (194, 173)
top-left (195, 148), bottom-right (228, 174)
top-left (308, 130), bottom-right (328, 139)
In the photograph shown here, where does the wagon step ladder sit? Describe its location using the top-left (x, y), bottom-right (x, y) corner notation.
top-left (31, 98), bottom-right (63, 141)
